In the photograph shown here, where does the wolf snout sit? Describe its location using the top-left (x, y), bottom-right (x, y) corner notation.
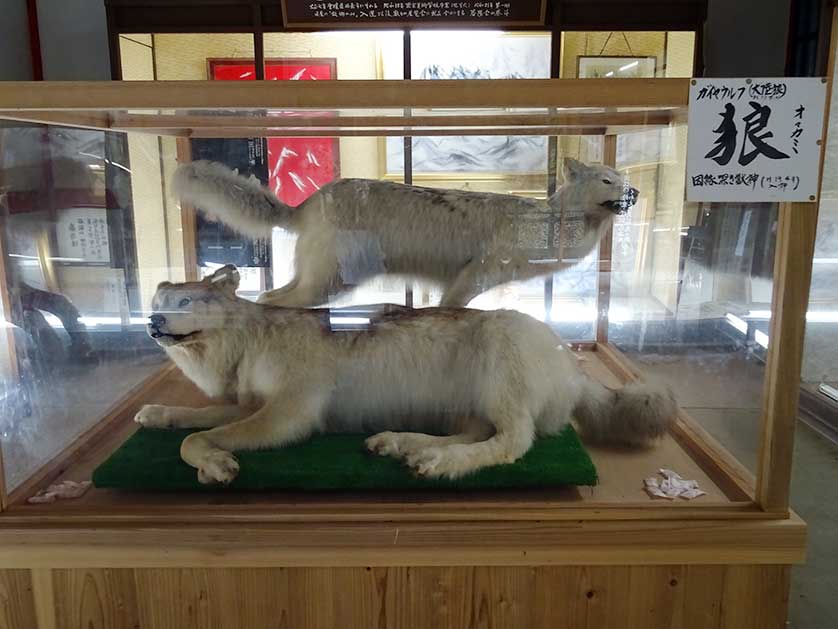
top-left (611, 186), bottom-right (639, 214)
top-left (148, 314), bottom-right (167, 338)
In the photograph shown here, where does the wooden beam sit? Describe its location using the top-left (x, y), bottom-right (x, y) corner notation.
top-left (0, 111), bottom-right (111, 132)
top-left (172, 126), bottom-right (608, 139)
top-left (0, 79), bottom-right (692, 112)
top-left (110, 110), bottom-right (675, 131)
top-left (0, 515), bottom-right (807, 568)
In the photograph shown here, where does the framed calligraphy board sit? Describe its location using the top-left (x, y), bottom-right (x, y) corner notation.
top-left (686, 78), bottom-right (827, 202)
top-left (281, 0), bottom-right (547, 28)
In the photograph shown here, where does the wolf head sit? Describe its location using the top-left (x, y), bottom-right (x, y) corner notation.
top-left (146, 265), bottom-right (241, 348)
top-left (560, 158), bottom-right (639, 217)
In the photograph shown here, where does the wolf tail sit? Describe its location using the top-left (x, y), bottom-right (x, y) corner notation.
top-left (572, 375), bottom-right (677, 447)
top-left (172, 160), bottom-right (298, 238)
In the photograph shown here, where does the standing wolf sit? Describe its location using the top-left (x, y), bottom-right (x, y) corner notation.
top-left (137, 266), bottom-right (675, 485)
top-left (172, 159), bottom-right (638, 307)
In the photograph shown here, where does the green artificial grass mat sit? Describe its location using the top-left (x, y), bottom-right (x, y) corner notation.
top-left (92, 425), bottom-right (597, 492)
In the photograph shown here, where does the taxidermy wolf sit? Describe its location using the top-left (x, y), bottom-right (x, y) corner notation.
top-left (172, 158), bottom-right (638, 308)
top-left (137, 265), bottom-right (675, 484)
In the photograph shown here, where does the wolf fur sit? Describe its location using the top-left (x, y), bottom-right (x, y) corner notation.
top-left (137, 265), bottom-right (676, 484)
top-left (172, 159), bottom-right (638, 308)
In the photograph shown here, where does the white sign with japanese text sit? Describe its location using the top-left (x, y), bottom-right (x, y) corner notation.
top-left (686, 78), bottom-right (827, 202)
top-left (56, 207), bottom-right (111, 263)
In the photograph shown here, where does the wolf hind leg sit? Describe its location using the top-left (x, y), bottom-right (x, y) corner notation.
top-left (404, 409), bottom-right (535, 480)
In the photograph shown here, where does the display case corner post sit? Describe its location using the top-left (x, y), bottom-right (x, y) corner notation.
top-left (0, 200), bottom-right (14, 513)
top-left (176, 138), bottom-right (199, 281)
top-left (596, 133), bottom-right (618, 344)
top-left (758, 12), bottom-right (837, 513)
top-left (756, 200), bottom-right (819, 514)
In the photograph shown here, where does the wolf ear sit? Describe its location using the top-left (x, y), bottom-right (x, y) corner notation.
top-left (156, 281), bottom-right (173, 290)
top-left (207, 264), bottom-right (240, 294)
top-left (562, 158), bottom-right (588, 181)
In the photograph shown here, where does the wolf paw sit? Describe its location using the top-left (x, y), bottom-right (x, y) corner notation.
top-left (365, 432), bottom-right (402, 457)
top-left (406, 447), bottom-right (447, 479)
top-left (134, 405), bottom-right (172, 428)
top-left (196, 450), bottom-right (240, 485)
top-left (406, 445), bottom-right (477, 480)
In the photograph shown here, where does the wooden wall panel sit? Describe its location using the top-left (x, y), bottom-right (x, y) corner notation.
top-left (625, 565), bottom-right (685, 628)
top-left (720, 565), bottom-right (790, 629)
top-left (0, 570), bottom-right (37, 629)
top-left (680, 566), bottom-right (724, 627)
top-left (8, 564), bottom-right (790, 629)
top-left (472, 566), bottom-right (538, 628)
top-left (51, 569), bottom-right (139, 629)
top-left (532, 566), bottom-right (587, 628)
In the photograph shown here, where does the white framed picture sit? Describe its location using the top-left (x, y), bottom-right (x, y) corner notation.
top-left (578, 56), bottom-right (664, 169)
top-left (384, 32), bottom-right (551, 176)
top-left (576, 56), bottom-right (657, 79)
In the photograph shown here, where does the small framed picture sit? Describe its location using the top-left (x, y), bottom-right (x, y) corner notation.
top-left (577, 56), bottom-right (665, 169)
top-left (576, 56), bottom-right (657, 79)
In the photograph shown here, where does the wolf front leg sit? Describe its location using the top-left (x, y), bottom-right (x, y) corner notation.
top-left (440, 256), bottom-right (572, 308)
top-left (439, 259), bottom-right (491, 307)
top-left (179, 393), bottom-right (327, 484)
top-left (134, 404), bottom-right (250, 429)
top-left (365, 418), bottom-right (494, 459)
top-left (440, 255), bottom-right (538, 308)
top-left (256, 235), bottom-right (347, 307)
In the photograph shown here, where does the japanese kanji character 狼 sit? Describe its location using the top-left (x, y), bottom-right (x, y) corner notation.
top-left (704, 103), bottom-right (738, 166)
top-left (739, 101), bottom-right (790, 166)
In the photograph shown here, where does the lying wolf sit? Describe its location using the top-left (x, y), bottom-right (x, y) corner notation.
top-left (172, 158), bottom-right (638, 308)
top-left (136, 265), bottom-right (675, 484)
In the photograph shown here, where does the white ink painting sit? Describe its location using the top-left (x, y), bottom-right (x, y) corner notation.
top-left (385, 32), bottom-right (551, 174)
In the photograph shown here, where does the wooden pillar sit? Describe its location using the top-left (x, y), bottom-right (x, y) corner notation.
top-left (403, 29), bottom-right (414, 308)
top-left (0, 137), bottom-right (16, 512)
top-left (176, 138), bottom-right (199, 281)
top-left (596, 134), bottom-right (617, 344)
top-left (758, 8), bottom-right (837, 512)
top-left (756, 201), bottom-right (819, 513)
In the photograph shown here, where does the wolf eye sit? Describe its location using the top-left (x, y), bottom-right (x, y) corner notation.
top-left (602, 178), bottom-right (614, 185)
top-left (178, 298), bottom-right (192, 308)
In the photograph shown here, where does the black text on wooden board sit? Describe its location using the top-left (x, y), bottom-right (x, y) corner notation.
top-left (281, 0), bottom-right (547, 27)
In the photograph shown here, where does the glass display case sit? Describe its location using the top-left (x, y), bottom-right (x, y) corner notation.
top-left (0, 75), bottom-right (817, 627)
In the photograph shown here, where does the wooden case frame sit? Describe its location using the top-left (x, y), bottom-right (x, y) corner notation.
top-left (0, 73), bottom-right (822, 574)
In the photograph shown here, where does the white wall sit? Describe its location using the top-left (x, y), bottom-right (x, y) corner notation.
top-left (0, 0), bottom-right (33, 80)
top-left (35, 0), bottom-right (111, 80)
top-left (704, 0), bottom-right (791, 77)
